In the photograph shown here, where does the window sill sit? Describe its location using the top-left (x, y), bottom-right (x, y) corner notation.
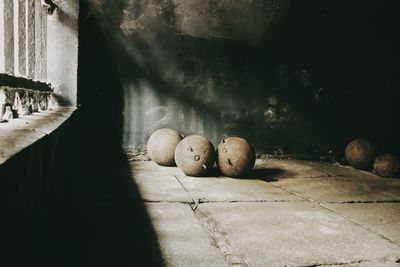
top-left (0, 106), bottom-right (76, 165)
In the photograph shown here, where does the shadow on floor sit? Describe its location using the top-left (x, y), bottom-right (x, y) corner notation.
top-left (207, 166), bottom-right (294, 182)
top-left (55, 152), bottom-right (165, 267)
top-left (247, 168), bottom-right (284, 182)
top-left (0, 123), bottom-right (165, 267)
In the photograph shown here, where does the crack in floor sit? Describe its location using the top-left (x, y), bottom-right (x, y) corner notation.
top-left (139, 198), bottom-right (400, 205)
top-left (298, 259), bottom-right (370, 267)
top-left (266, 183), bottom-right (316, 203)
top-left (172, 175), bottom-right (199, 210)
top-left (141, 199), bottom-right (195, 204)
top-left (197, 198), bottom-right (306, 204)
top-left (298, 255), bottom-right (400, 266)
top-left (173, 175), bottom-right (249, 266)
top-left (194, 207), bottom-right (248, 266)
top-left (131, 168), bottom-right (400, 266)
top-left (324, 200), bottom-right (400, 204)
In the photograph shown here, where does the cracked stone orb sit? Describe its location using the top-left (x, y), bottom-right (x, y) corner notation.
top-left (147, 128), bottom-right (182, 166)
top-left (373, 153), bottom-right (400, 178)
top-left (345, 139), bottom-right (376, 170)
top-left (174, 135), bottom-right (216, 176)
top-left (217, 137), bottom-right (256, 178)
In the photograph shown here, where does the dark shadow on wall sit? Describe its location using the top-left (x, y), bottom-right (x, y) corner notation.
top-left (85, 0), bottom-right (400, 159)
top-left (256, 0), bottom-right (400, 157)
top-left (63, 1), bottom-right (165, 266)
top-left (0, 1), bottom-right (165, 266)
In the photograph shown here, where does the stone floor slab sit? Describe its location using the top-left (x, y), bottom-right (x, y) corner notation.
top-left (133, 173), bottom-right (192, 202)
top-left (177, 175), bottom-right (303, 202)
top-left (0, 108), bottom-right (75, 165)
top-left (272, 176), bottom-right (400, 202)
top-left (306, 161), bottom-right (379, 179)
top-left (131, 161), bottom-right (182, 176)
top-left (57, 202), bottom-right (166, 266)
top-left (145, 203), bottom-right (228, 267)
top-left (199, 202), bottom-right (400, 267)
top-left (253, 158), bottom-right (328, 179)
top-left (131, 161), bottom-right (192, 202)
top-left (324, 203), bottom-right (400, 244)
top-left (325, 261), bottom-right (400, 267)
top-left (254, 158), bottom-right (379, 180)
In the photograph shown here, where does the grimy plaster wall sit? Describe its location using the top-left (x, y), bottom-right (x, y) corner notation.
top-left (84, 0), bottom-right (400, 159)
top-left (47, 0), bottom-right (79, 106)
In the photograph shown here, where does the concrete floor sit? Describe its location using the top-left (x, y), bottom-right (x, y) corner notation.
top-left (130, 158), bottom-right (400, 267)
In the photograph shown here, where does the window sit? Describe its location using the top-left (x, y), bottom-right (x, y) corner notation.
top-left (0, 0), bottom-right (78, 164)
top-left (1, 0), bottom-right (50, 122)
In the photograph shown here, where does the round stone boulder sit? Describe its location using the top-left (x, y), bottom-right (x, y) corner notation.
top-left (147, 128), bottom-right (182, 166)
top-left (217, 137), bottom-right (256, 178)
top-left (345, 139), bottom-right (376, 170)
top-left (373, 153), bottom-right (400, 178)
top-left (174, 135), bottom-right (216, 176)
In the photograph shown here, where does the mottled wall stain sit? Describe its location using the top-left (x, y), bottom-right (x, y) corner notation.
top-left (83, 0), bottom-right (400, 158)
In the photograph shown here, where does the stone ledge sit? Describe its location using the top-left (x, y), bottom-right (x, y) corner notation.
top-left (0, 86), bottom-right (54, 118)
top-left (0, 73), bottom-right (56, 120)
top-left (0, 107), bottom-right (76, 165)
top-left (0, 73), bottom-right (52, 92)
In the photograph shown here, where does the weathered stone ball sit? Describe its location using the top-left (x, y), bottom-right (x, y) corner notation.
top-left (345, 139), bottom-right (376, 170)
top-left (217, 137), bottom-right (256, 178)
top-left (174, 135), bottom-right (216, 176)
top-left (373, 154), bottom-right (400, 178)
top-left (147, 128), bottom-right (182, 166)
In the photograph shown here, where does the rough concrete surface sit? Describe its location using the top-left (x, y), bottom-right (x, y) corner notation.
top-left (324, 203), bottom-right (400, 244)
top-left (254, 158), bottom-right (379, 180)
top-left (177, 175), bottom-right (303, 202)
top-left (326, 262), bottom-right (400, 267)
top-left (145, 203), bottom-right (228, 267)
top-left (131, 161), bottom-right (183, 177)
top-left (305, 161), bottom-right (380, 179)
top-left (272, 177), bottom-right (400, 203)
top-left (130, 158), bottom-right (400, 266)
top-left (0, 107), bottom-right (75, 165)
top-left (200, 202), bottom-right (400, 267)
top-left (254, 158), bottom-right (330, 179)
top-left (133, 173), bottom-right (192, 203)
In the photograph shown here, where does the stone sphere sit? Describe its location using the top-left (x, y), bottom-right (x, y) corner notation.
top-left (147, 128), bottom-right (182, 166)
top-left (373, 154), bottom-right (400, 178)
top-left (345, 139), bottom-right (376, 170)
top-left (217, 137), bottom-right (256, 178)
top-left (174, 135), bottom-right (216, 176)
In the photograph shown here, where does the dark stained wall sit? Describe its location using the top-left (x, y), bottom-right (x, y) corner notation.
top-left (82, 0), bottom-right (400, 159)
